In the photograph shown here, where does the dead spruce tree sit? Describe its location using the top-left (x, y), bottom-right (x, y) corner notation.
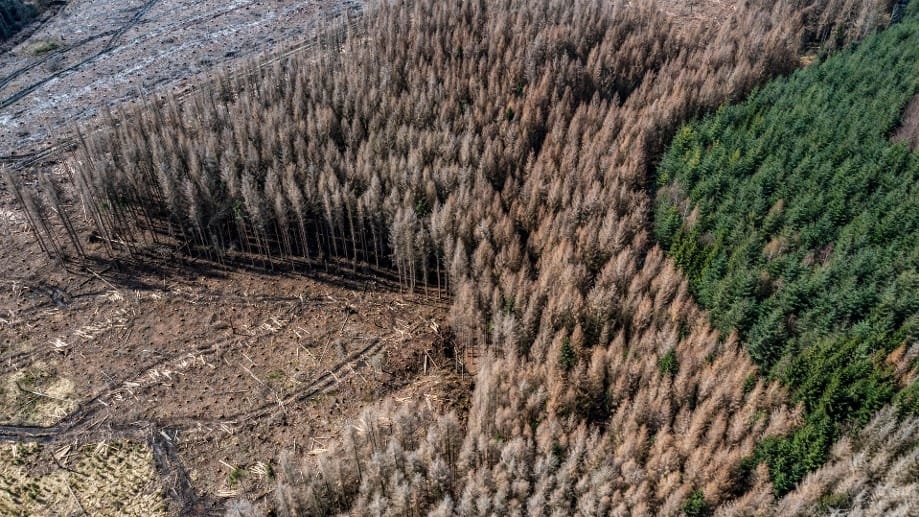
top-left (61, 0), bottom-right (895, 514)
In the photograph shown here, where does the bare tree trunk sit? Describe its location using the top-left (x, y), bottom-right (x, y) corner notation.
top-left (4, 169), bottom-right (51, 258)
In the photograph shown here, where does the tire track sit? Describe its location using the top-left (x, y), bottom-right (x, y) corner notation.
top-left (0, 314), bottom-right (390, 439)
top-left (0, 300), bottom-right (289, 434)
top-left (101, 0), bottom-right (161, 53)
top-left (0, 298), bottom-right (301, 433)
top-left (0, 301), bottom-right (298, 511)
top-left (0, 30), bottom-right (118, 91)
top-left (0, 0), bottom-right (161, 110)
top-left (0, 273), bottom-right (418, 514)
top-left (0, 0), bottom-right (258, 97)
top-left (0, 14), bottom-right (362, 168)
top-left (0, 284), bottom-right (333, 377)
top-left (197, 335), bottom-right (388, 424)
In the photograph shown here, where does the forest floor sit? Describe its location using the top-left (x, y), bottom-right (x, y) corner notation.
top-left (0, 2), bottom-right (466, 513)
top-left (0, 186), bottom-right (467, 513)
top-left (0, 0), bottom-right (752, 514)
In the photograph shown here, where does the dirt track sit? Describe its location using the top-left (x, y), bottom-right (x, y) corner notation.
top-left (0, 0), bottom-right (359, 156)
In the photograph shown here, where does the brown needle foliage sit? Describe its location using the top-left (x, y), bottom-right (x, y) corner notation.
top-left (56, 0), bottom-right (895, 514)
top-left (717, 405), bottom-right (919, 517)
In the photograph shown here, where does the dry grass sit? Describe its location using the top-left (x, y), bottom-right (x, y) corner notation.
top-left (0, 363), bottom-right (77, 426)
top-left (0, 441), bottom-right (166, 516)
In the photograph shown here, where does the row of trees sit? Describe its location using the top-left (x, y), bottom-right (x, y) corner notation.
top-left (655, 5), bottom-right (919, 492)
top-left (4, 169), bottom-right (86, 263)
top-left (34, 0), bottom-right (901, 513)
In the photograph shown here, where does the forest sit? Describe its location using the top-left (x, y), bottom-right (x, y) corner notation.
top-left (654, 9), bottom-right (918, 493)
top-left (6, 0), bottom-right (916, 514)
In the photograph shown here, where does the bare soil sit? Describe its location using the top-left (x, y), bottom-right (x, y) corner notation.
top-left (0, 186), bottom-right (466, 513)
top-left (0, 0), bottom-right (358, 156)
top-left (893, 93), bottom-right (919, 150)
top-left (0, 143), bottom-right (472, 515)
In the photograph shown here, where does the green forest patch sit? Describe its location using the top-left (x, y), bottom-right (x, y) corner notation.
top-left (654, 6), bottom-right (919, 494)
